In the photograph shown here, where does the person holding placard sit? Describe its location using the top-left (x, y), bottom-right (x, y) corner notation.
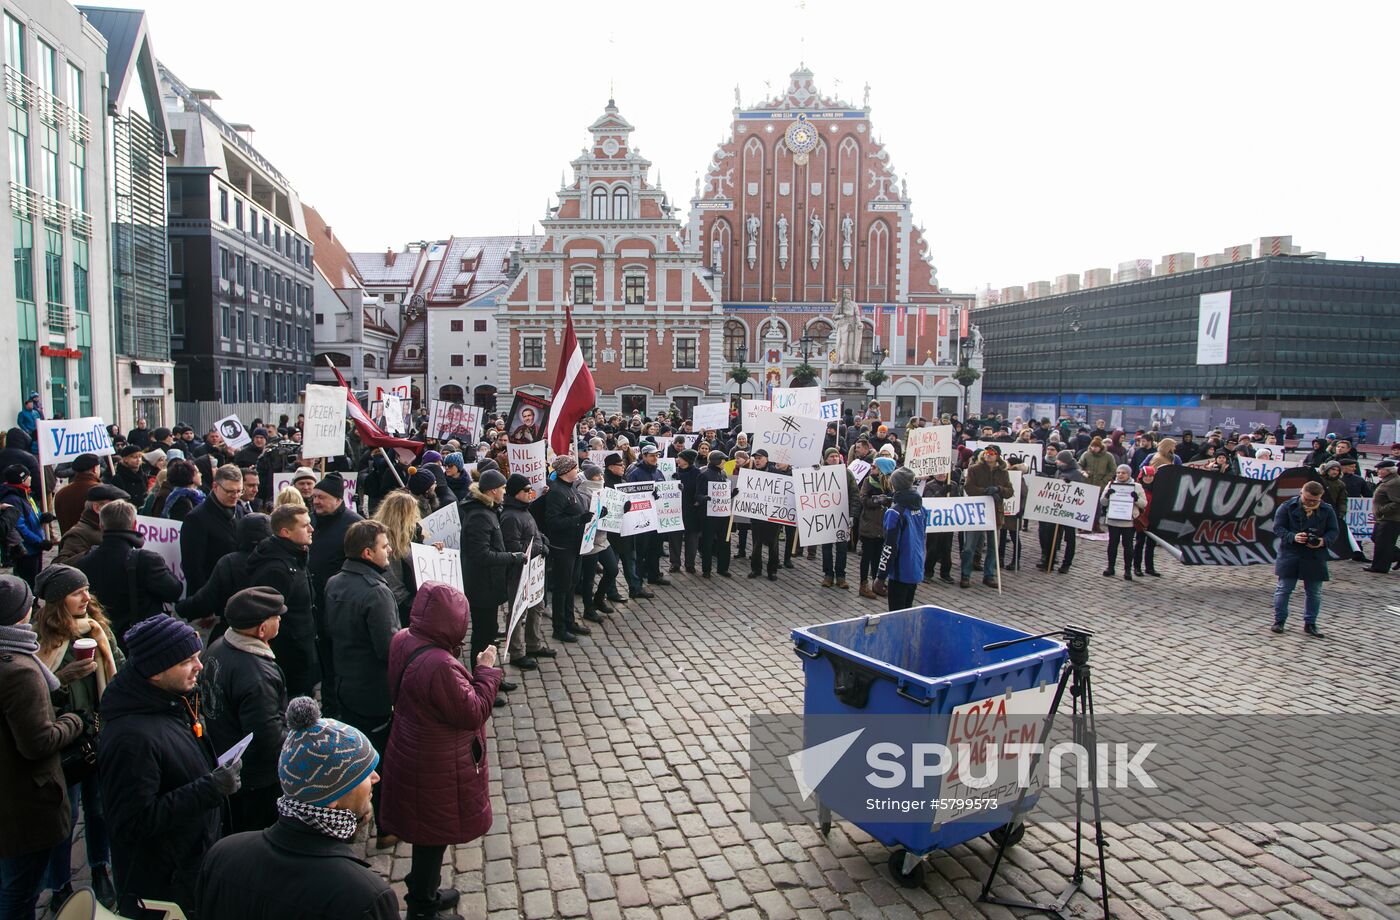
top-left (1035, 450), bottom-right (1087, 575)
top-left (921, 472), bottom-right (961, 584)
top-left (697, 452), bottom-right (732, 579)
top-left (744, 451), bottom-right (782, 582)
top-left (459, 470), bottom-right (527, 697)
top-left (959, 445), bottom-right (1014, 589)
top-left (857, 450), bottom-right (896, 598)
top-left (1132, 466), bottom-right (1162, 577)
top-left (818, 448), bottom-right (858, 589)
top-left (1099, 465), bottom-right (1147, 581)
top-left (0, 464), bottom-right (52, 587)
top-left (577, 465), bottom-right (622, 615)
top-left (545, 456), bottom-right (597, 642)
top-left (625, 446), bottom-right (668, 587)
top-left (501, 473), bottom-right (553, 662)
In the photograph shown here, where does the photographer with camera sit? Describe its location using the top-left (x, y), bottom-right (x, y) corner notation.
top-left (1271, 480), bottom-right (1338, 639)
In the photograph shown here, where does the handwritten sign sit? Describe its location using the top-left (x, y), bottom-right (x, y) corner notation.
top-left (742, 399), bottom-right (771, 430)
top-left (657, 458), bottom-right (677, 479)
top-left (654, 481), bottom-right (684, 533)
top-left (1346, 498), bottom-right (1374, 540)
top-left (428, 400), bottom-right (482, 443)
top-left (580, 483), bottom-right (604, 552)
top-left (368, 376), bottom-right (412, 434)
top-left (848, 459), bottom-right (872, 485)
top-left (967, 441), bottom-right (1044, 475)
top-left (526, 554), bottom-right (545, 607)
top-left (38, 417), bottom-right (113, 467)
top-left (733, 468), bottom-right (796, 525)
top-left (587, 450), bottom-right (612, 470)
top-left (419, 501), bottom-right (461, 550)
top-left (794, 466), bottom-right (850, 546)
top-left (707, 480), bottom-right (731, 517)
top-left (818, 399), bottom-right (842, 422)
top-left (508, 441), bottom-right (547, 492)
top-left (772, 387), bottom-right (822, 419)
top-left (692, 402), bottom-right (730, 432)
top-left (135, 515), bottom-right (184, 597)
top-left (273, 472), bottom-right (358, 508)
top-left (751, 413), bottom-right (825, 468)
top-left (506, 538), bottom-right (534, 651)
top-left (301, 385), bottom-right (347, 459)
top-left (905, 425), bottom-right (953, 478)
top-left (922, 495), bottom-right (998, 534)
top-left (615, 482), bottom-right (659, 536)
top-left (410, 544), bottom-right (464, 594)
top-left (1022, 475), bottom-right (1099, 530)
top-left (599, 488), bottom-right (626, 533)
top-left (1005, 470), bottom-right (1023, 517)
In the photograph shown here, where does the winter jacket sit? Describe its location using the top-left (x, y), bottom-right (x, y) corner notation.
top-left (175, 514), bottom-right (272, 624)
top-left (624, 459), bottom-right (666, 484)
top-left (309, 502), bottom-right (363, 612)
top-left (1320, 475), bottom-right (1348, 519)
top-left (963, 457), bottom-right (1015, 529)
top-left (1099, 480), bottom-right (1147, 527)
top-left (544, 476), bottom-right (591, 556)
top-left (1372, 473), bottom-right (1400, 523)
top-left (246, 535), bottom-right (318, 696)
top-left (0, 637), bottom-right (84, 858)
top-left (1077, 448), bottom-right (1116, 491)
top-left (0, 483), bottom-right (43, 556)
top-left (0, 427), bottom-right (41, 486)
top-left (325, 559), bottom-right (399, 722)
top-left (379, 582), bottom-right (504, 846)
top-left (1273, 497), bottom-right (1339, 582)
top-left (697, 466), bottom-right (729, 518)
top-left (676, 463), bottom-right (703, 529)
top-left (98, 665), bottom-right (224, 917)
top-left (197, 816), bottom-right (399, 920)
top-left (459, 484), bottom-right (517, 608)
top-left (501, 495), bottom-right (547, 596)
top-left (1134, 476), bottom-right (1155, 532)
top-left (878, 489), bottom-right (928, 585)
top-left (179, 497), bottom-right (244, 596)
top-left (858, 473), bottom-right (893, 539)
top-left (199, 633), bottom-right (286, 792)
top-left (444, 471), bottom-right (471, 503)
top-left (75, 530), bottom-right (184, 648)
top-left (53, 506), bottom-right (102, 564)
top-left (54, 469), bottom-right (102, 533)
top-left (106, 462), bottom-right (150, 508)
top-left (1175, 439), bottom-right (1201, 463)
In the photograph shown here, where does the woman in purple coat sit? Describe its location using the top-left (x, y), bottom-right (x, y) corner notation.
top-left (380, 582), bottom-right (503, 920)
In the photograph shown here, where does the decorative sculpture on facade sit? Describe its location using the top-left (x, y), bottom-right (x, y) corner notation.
top-left (776, 215), bottom-right (789, 268)
top-left (745, 213), bottom-right (760, 268)
top-left (830, 289), bottom-right (863, 368)
top-left (808, 213), bottom-right (823, 269)
top-left (840, 214), bottom-right (853, 269)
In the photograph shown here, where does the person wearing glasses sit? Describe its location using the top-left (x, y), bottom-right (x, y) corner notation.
top-left (179, 464), bottom-right (247, 596)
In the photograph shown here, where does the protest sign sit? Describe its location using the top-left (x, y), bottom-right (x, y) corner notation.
top-left (794, 466), bottom-right (850, 546)
top-left (599, 487), bottom-right (626, 533)
top-left (922, 495), bottom-right (998, 534)
top-left (615, 482), bottom-right (660, 535)
top-left (214, 414), bottom-right (251, 450)
top-left (428, 400), bottom-right (482, 443)
top-left (508, 441), bottom-right (547, 492)
top-left (751, 412), bottom-right (825, 468)
top-left (380, 395), bottom-right (405, 436)
top-left (1107, 488), bottom-right (1137, 522)
top-left (692, 402), bottom-right (730, 432)
top-left (1022, 475), bottom-right (1099, 530)
top-left (506, 539), bottom-right (534, 651)
top-left (273, 472), bottom-right (358, 507)
top-left (707, 480), bottom-right (731, 516)
top-left (526, 554), bottom-right (545, 607)
top-left (1236, 456), bottom-right (1293, 481)
top-left (905, 425), bottom-right (953, 477)
top-left (733, 468), bottom-right (796, 525)
top-left (38, 417), bottom-right (113, 467)
top-left (135, 516), bottom-right (184, 597)
top-left (654, 482), bottom-right (685, 533)
top-left (580, 482), bottom-right (604, 552)
top-left (819, 400), bottom-right (842, 422)
top-left (587, 450), bottom-right (612, 470)
top-left (966, 441), bottom-right (1043, 475)
top-left (742, 399), bottom-right (771, 430)
top-left (848, 459), bottom-right (872, 485)
top-left (301, 385), bottom-right (347, 459)
top-left (1005, 469), bottom-right (1023, 517)
top-left (772, 387), bottom-right (822, 418)
top-left (657, 458), bottom-right (677, 479)
top-left (410, 544), bottom-right (464, 593)
top-left (676, 434), bottom-right (699, 450)
top-left (1282, 418), bottom-right (1328, 441)
top-left (368, 377), bottom-right (412, 434)
top-left (419, 501), bottom-right (461, 550)
top-left (1346, 498), bottom-right (1374, 540)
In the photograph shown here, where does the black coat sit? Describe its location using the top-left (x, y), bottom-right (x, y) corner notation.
top-left (179, 498), bottom-right (244, 596)
top-left (544, 476), bottom-right (591, 556)
top-left (106, 462), bottom-right (150, 508)
top-left (0, 427), bottom-right (41, 486)
top-left (175, 514), bottom-right (273, 623)
top-left (197, 817), bottom-right (399, 920)
top-left (308, 503), bottom-right (363, 610)
top-left (246, 536), bottom-right (318, 696)
top-left (324, 559), bottom-right (398, 721)
top-left (75, 530), bottom-right (184, 649)
top-left (98, 666), bottom-right (224, 917)
top-left (676, 464), bottom-right (703, 529)
top-left (459, 486), bottom-right (517, 607)
top-left (198, 636), bottom-right (286, 791)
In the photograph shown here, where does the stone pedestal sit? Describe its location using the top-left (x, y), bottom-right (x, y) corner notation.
top-left (825, 367), bottom-right (868, 419)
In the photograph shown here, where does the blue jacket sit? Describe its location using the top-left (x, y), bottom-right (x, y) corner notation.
top-left (16, 407), bottom-right (41, 437)
top-left (878, 490), bottom-right (927, 585)
top-left (1273, 496), bottom-right (1338, 582)
top-left (0, 484), bottom-right (43, 554)
top-left (624, 460), bottom-right (665, 484)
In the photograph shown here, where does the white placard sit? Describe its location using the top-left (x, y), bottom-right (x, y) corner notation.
top-left (581, 483), bottom-right (604, 552)
top-left (934, 684), bottom-right (1055, 826)
top-left (428, 400), bottom-right (482, 443)
top-left (692, 402), bottom-right (730, 432)
top-left (742, 399), bottom-right (772, 430)
top-left (217, 732), bottom-right (254, 769)
top-left (707, 480), bottom-right (731, 517)
top-left (419, 501), bottom-right (461, 550)
top-left (657, 458), bottom-right (677, 479)
top-left (1346, 498), bottom-right (1374, 540)
top-left (654, 481), bottom-right (684, 533)
top-left (1236, 456), bottom-right (1293, 481)
top-left (733, 468), bottom-right (797, 525)
top-left (1021, 475), bottom-right (1099, 531)
top-left (1105, 486), bottom-right (1137, 523)
top-left (1005, 469), bottom-right (1023, 517)
top-left (301, 385), bottom-right (347, 459)
top-left (615, 482), bottom-right (660, 535)
top-left (750, 413), bottom-right (825, 469)
top-left (135, 515), bottom-right (184, 597)
top-left (368, 376), bottom-right (412, 434)
top-left (794, 466), bottom-right (850, 546)
top-left (599, 487), bottom-right (626, 533)
top-left (966, 441), bottom-right (1044, 475)
top-left (1196, 290), bottom-right (1231, 365)
top-left (922, 495), bottom-right (998, 534)
top-left (587, 450), bottom-right (612, 470)
top-left (819, 400), bottom-right (842, 422)
top-left (508, 441), bottom-right (547, 492)
top-left (506, 538), bottom-right (534, 651)
top-left (526, 554), bottom-right (545, 607)
top-left (848, 459), bottom-right (872, 485)
top-left (273, 471), bottom-right (358, 507)
top-left (905, 425), bottom-right (953, 477)
top-left (410, 543), bottom-right (463, 594)
top-left (38, 417), bottom-right (113, 467)
top-left (214, 414), bottom-right (251, 450)
top-left (771, 387), bottom-right (822, 419)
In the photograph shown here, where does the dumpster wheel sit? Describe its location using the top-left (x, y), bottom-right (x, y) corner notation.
top-left (887, 849), bottom-right (927, 888)
top-left (987, 822), bottom-right (1026, 848)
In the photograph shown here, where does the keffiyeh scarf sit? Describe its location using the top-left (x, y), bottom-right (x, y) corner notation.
top-left (276, 795), bottom-right (360, 841)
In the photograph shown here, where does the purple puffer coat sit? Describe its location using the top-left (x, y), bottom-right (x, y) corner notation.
top-left (378, 581), bottom-right (502, 845)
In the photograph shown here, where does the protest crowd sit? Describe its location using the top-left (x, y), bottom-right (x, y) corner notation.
top-left (0, 369), bottom-right (1396, 919)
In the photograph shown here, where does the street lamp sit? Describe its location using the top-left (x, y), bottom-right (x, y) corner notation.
top-left (1056, 306), bottom-right (1081, 422)
top-left (959, 336), bottom-right (975, 421)
top-left (870, 344), bottom-right (887, 407)
top-left (733, 344), bottom-right (750, 401)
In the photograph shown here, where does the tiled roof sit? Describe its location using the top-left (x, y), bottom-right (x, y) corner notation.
top-left (388, 314), bottom-right (426, 374)
top-left (301, 202), bottom-right (362, 289)
top-left (350, 248), bottom-right (423, 285)
top-left (424, 234), bottom-right (543, 303)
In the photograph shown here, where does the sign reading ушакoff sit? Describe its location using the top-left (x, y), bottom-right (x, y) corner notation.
top-left (38, 417), bottom-right (114, 467)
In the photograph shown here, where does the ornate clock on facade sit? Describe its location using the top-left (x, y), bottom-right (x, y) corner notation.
top-left (783, 114), bottom-right (819, 166)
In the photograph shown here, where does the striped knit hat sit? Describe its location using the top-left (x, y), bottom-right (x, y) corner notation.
top-left (278, 697), bottom-right (379, 806)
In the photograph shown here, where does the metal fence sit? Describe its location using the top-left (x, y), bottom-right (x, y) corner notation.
top-left (174, 401), bottom-right (302, 435)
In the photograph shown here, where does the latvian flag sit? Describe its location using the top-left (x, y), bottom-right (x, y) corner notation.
top-left (545, 308), bottom-right (597, 458)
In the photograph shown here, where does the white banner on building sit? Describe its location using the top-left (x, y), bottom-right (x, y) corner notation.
top-left (771, 387), bottom-right (823, 419)
top-left (733, 468), bottom-right (796, 525)
top-left (794, 466), bottom-right (850, 546)
top-left (654, 481), bottom-right (684, 533)
top-left (428, 400), bottom-right (482, 443)
top-left (1021, 475), bottom-right (1099, 530)
top-left (692, 402), bottom-right (730, 432)
top-left (750, 413), bottom-right (825, 469)
top-left (38, 417), bottom-right (114, 467)
top-left (419, 500), bottom-right (461, 550)
top-left (214, 414), bottom-right (251, 450)
top-left (410, 544), bottom-right (464, 594)
top-left (1196, 291), bottom-right (1231, 365)
top-left (905, 425), bottom-right (953, 477)
top-left (300, 386), bottom-right (347, 459)
top-left (273, 472), bottom-right (358, 508)
top-left (742, 399), bottom-right (771, 430)
top-left (508, 441), bottom-right (547, 492)
top-left (922, 495), bottom-right (998, 534)
top-left (707, 480), bottom-right (731, 517)
top-left (135, 515), bottom-right (184, 597)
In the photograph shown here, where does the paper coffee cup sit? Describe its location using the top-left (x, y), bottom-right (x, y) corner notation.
top-left (72, 638), bottom-right (97, 660)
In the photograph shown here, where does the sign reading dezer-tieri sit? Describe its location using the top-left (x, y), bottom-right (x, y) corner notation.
top-left (733, 468), bottom-right (796, 525)
top-left (1021, 475), bottom-right (1099, 530)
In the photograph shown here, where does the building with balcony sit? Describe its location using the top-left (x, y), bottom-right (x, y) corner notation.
top-left (0, 0), bottom-right (113, 424)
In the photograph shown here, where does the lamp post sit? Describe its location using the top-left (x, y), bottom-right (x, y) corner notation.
top-left (870, 344), bottom-right (887, 409)
top-left (959, 336), bottom-right (975, 421)
top-left (733, 344), bottom-right (749, 401)
top-left (1056, 305), bottom-right (1081, 421)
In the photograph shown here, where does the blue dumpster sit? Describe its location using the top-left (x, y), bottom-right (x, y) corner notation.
top-left (791, 605), bottom-right (1067, 886)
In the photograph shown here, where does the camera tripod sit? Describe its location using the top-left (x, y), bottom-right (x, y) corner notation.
top-left (977, 625), bottom-right (1112, 920)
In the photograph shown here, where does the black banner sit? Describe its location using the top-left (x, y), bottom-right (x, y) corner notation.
top-left (1147, 466), bottom-right (1344, 566)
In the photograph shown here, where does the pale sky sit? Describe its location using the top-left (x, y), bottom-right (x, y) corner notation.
top-left (130, 0), bottom-right (1398, 294)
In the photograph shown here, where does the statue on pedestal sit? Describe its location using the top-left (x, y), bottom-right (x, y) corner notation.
top-left (830, 289), bottom-right (863, 369)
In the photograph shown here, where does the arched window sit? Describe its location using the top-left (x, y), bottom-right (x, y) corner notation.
top-left (723, 320), bottom-right (747, 362)
top-left (363, 353), bottom-right (376, 369)
top-left (806, 319), bottom-right (833, 352)
top-left (591, 187), bottom-right (608, 220)
top-left (612, 186), bottom-right (630, 220)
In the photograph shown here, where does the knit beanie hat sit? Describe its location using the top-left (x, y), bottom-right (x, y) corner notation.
top-left (506, 473), bottom-right (533, 496)
top-left (125, 614), bottom-right (202, 678)
top-left (421, 450), bottom-right (443, 465)
top-left (314, 473), bottom-right (345, 500)
top-left (225, 586), bottom-right (287, 630)
top-left (279, 697), bottom-right (379, 807)
top-left (678, 449), bottom-right (698, 466)
top-left (166, 449), bottom-right (185, 462)
top-left (479, 469), bottom-right (507, 491)
top-left (34, 564), bottom-right (88, 604)
top-left (0, 575), bottom-right (33, 626)
top-left (443, 452), bottom-right (465, 471)
top-left (580, 463), bottom-right (603, 480)
top-left (552, 455), bottom-right (578, 474)
top-left (4, 464), bottom-right (29, 485)
top-left (292, 467), bottom-right (318, 485)
top-left (408, 469), bottom-right (436, 495)
top-left (1116, 464), bottom-right (1132, 475)
top-left (890, 467), bottom-right (916, 493)
top-left (476, 458), bottom-right (499, 476)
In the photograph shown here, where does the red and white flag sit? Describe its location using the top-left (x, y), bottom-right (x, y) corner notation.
top-left (329, 364), bottom-right (421, 462)
top-left (895, 305), bottom-right (906, 336)
top-left (545, 308), bottom-right (596, 458)
top-left (938, 307), bottom-right (949, 337)
top-left (918, 307), bottom-right (926, 337)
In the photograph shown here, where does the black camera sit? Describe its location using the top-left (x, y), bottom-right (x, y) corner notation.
top-left (1304, 528), bottom-right (1326, 548)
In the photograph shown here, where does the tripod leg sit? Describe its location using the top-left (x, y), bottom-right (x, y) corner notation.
top-left (1071, 677), bottom-right (1086, 884)
top-left (1082, 671), bottom-right (1111, 920)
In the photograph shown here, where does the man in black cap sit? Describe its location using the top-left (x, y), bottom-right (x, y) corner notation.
top-left (698, 451), bottom-right (732, 578)
top-left (308, 473), bottom-right (362, 712)
top-left (625, 444), bottom-right (669, 588)
top-left (1367, 459), bottom-right (1399, 574)
top-left (53, 482), bottom-right (127, 565)
top-left (77, 500), bottom-right (185, 650)
top-left (544, 455), bottom-right (594, 642)
top-left (107, 443), bottom-right (149, 508)
top-left (54, 452), bottom-right (104, 533)
top-left (199, 586), bottom-right (288, 833)
top-left (99, 614), bottom-right (242, 918)
top-left (745, 450), bottom-right (782, 581)
top-left (149, 427), bottom-right (176, 451)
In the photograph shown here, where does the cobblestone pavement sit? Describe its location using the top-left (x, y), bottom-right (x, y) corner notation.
top-left (364, 538), bottom-right (1400, 920)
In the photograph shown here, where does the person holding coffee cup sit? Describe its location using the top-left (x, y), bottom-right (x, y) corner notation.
top-left (32, 563), bottom-right (124, 907)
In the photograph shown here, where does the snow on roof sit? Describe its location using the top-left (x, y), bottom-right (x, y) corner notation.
top-left (423, 234), bottom-right (543, 303)
top-left (350, 248), bottom-right (423, 285)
